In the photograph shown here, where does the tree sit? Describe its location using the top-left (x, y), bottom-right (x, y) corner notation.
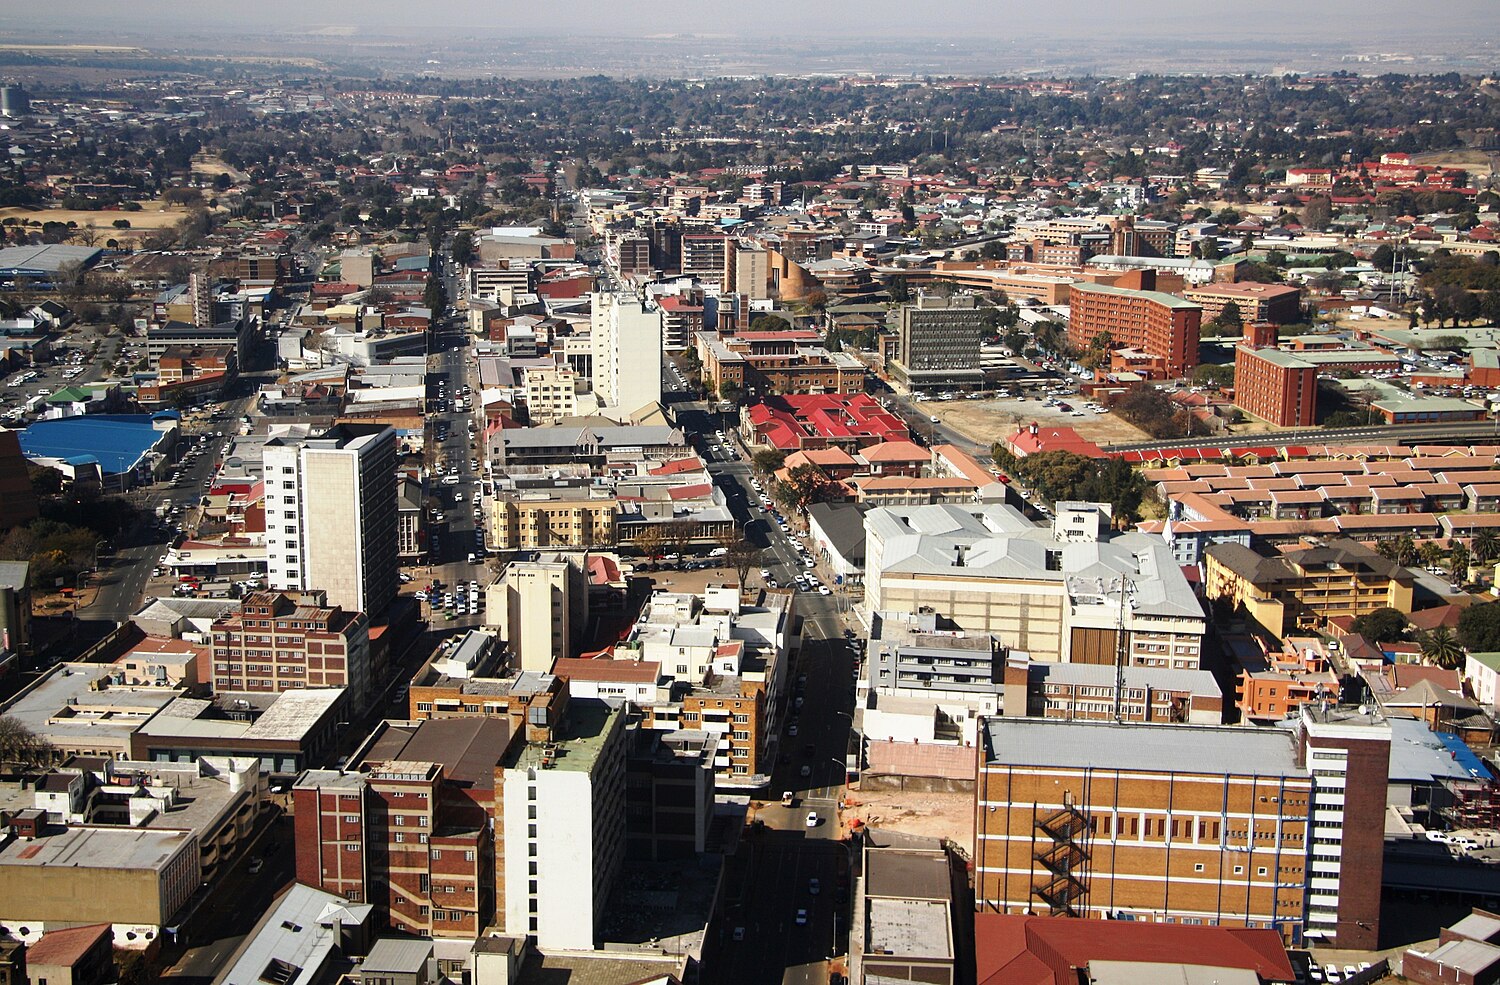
top-left (1451, 541), bottom-right (1471, 583)
top-left (1473, 529), bottom-right (1498, 566)
top-left (721, 536), bottom-right (763, 585)
top-left (751, 448), bottom-right (786, 475)
top-left (0, 715), bottom-right (53, 768)
top-left (1216, 301), bottom-right (1243, 333)
top-left (748, 314), bottom-right (791, 332)
top-left (423, 273), bottom-right (448, 316)
top-left (663, 518), bottom-right (697, 557)
top-left (718, 379), bottom-right (742, 403)
top-left (451, 230), bottom-right (475, 267)
top-left (1460, 602), bottom-right (1500, 652)
top-left (633, 524), bottom-right (667, 560)
top-left (1419, 541), bottom-right (1446, 570)
top-left (1349, 606), bottom-right (1408, 644)
top-left (1420, 627), bottom-right (1465, 671)
top-left (1302, 196), bottom-right (1333, 231)
top-left (777, 463), bottom-right (831, 513)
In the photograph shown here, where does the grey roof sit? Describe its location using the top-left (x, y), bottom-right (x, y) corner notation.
top-left (1, 663), bottom-right (179, 746)
top-left (0, 243), bottom-right (103, 274)
top-left (809, 502), bottom-right (870, 564)
top-left (0, 824), bottom-right (194, 872)
top-left (980, 717), bottom-right (1302, 777)
top-left (865, 847), bottom-right (951, 901)
top-left (1416, 939), bottom-right (1500, 977)
top-left (0, 560), bottom-right (27, 591)
top-left (1028, 661), bottom-right (1221, 695)
top-left (868, 504), bottom-right (1203, 620)
top-left (217, 882), bottom-right (372, 985)
top-left (362, 938), bottom-right (432, 974)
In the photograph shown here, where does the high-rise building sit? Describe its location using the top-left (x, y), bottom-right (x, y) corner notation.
top-left (485, 555), bottom-right (590, 672)
top-left (263, 425), bottom-right (398, 618)
top-left (891, 294), bottom-right (988, 392)
top-left (1235, 322), bottom-right (1317, 427)
top-left (589, 292), bottom-right (663, 421)
top-left (1068, 280), bottom-right (1201, 377)
top-left (973, 705), bottom-right (1389, 948)
top-left (295, 697), bottom-right (627, 951)
top-left (680, 234), bottom-right (735, 290)
top-left (0, 85), bottom-right (29, 118)
top-left (734, 244), bottom-right (770, 300)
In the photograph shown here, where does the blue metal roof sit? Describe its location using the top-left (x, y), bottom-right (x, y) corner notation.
top-left (1436, 730), bottom-right (1491, 781)
top-left (18, 414), bottom-right (172, 476)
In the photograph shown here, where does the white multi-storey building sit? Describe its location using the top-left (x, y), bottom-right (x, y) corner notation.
top-left (589, 292), bottom-right (663, 421)
top-left (263, 424), bottom-right (398, 618)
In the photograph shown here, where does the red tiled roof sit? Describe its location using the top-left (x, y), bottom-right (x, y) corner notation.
top-left (26, 924), bottom-right (111, 968)
top-left (975, 914), bottom-right (1293, 985)
top-left (552, 657), bottom-right (660, 683)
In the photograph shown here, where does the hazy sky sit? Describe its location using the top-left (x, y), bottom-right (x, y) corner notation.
top-left (9, 0), bottom-right (1499, 41)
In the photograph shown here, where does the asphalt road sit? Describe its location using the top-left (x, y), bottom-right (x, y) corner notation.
top-left (416, 290), bottom-right (488, 629)
top-left (674, 390), bottom-right (861, 983)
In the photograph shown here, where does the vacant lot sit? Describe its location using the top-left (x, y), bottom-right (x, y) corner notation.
top-left (844, 787), bottom-right (975, 851)
top-left (0, 200), bottom-right (196, 235)
top-left (928, 395), bottom-right (1152, 450)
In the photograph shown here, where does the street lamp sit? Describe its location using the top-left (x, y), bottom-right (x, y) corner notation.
top-left (92, 539), bottom-right (109, 573)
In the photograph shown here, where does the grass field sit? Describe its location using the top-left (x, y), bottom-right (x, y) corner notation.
top-left (0, 200), bottom-right (198, 245)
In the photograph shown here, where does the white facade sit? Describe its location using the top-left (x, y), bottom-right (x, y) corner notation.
top-left (262, 426), bottom-right (397, 617)
top-left (589, 292), bottom-right (663, 421)
top-left (500, 705), bottom-right (625, 952)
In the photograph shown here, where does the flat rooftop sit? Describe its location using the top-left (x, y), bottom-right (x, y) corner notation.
top-left (508, 698), bottom-right (619, 774)
top-left (866, 897), bottom-right (953, 960)
top-left (980, 718), bottom-right (1302, 777)
top-left (2, 664), bottom-right (180, 746)
top-left (0, 823), bottom-right (193, 871)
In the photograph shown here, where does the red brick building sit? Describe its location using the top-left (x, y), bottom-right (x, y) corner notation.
top-left (209, 591), bottom-right (371, 706)
top-left (1185, 282), bottom-right (1303, 325)
top-left (292, 717), bottom-right (505, 938)
top-left (1069, 279), bottom-right (1201, 377)
top-left (1235, 324), bottom-right (1317, 427)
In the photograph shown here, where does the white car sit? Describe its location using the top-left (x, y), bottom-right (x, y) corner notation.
top-left (818, 585), bottom-right (831, 596)
top-left (805, 812), bottom-right (820, 828)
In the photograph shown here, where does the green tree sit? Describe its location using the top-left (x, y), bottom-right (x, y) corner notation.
top-left (1459, 602), bottom-right (1500, 652)
top-left (1216, 301), bottom-right (1243, 333)
top-left (748, 314), bottom-right (791, 332)
top-left (1451, 541), bottom-right (1472, 583)
top-left (423, 273), bottom-right (448, 316)
top-left (451, 230), bottom-right (475, 267)
top-left (1472, 529), bottom-right (1499, 566)
top-left (777, 463), bottom-right (831, 513)
top-left (751, 448), bottom-right (786, 475)
top-left (1420, 627), bottom-right (1465, 670)
top-left (1349, 606), bottom-right (1408, 644)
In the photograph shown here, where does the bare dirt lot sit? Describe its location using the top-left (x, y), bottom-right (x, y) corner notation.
top-left (843, 787), bottom-right (975, 851)
top-left (928, 395), bottom-right (1152, 449)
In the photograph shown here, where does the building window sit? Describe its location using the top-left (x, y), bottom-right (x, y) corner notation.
top-left (1194, 863), bottom-right (1204, 872)
top-left (464, 850), bottom-right (475, 862)
top-left (1233, 865), bottom-right (1243, 874)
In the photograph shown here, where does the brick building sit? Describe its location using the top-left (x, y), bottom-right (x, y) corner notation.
top-left (1185, 283), bottom-right (1303, 325)
top-left (1068, 279), bottom-right (1201, 377)
top-left (973, 705), bottom-right (1389, 948)
top-left (1235, 323), bottom-right (1318, 427)
top-left (209, 591), bottom-right (372, 708)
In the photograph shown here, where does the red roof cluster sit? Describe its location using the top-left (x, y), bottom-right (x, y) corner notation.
top-left (747, 394), bottom-right (909, 452)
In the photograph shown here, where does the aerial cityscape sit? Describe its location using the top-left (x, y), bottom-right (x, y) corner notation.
top-left (1, 7), bottom-right (1500, 985)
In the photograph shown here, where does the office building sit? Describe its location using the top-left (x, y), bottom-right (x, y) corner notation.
top-left (293, 698), bottom-right (626, 951)
top-left (1235, 324), bottom-right (1317, 427)
top-left (1068, 280), bottom-right (1201, 377)
top-left (0, 559), bottom-right (31, 655)
top-left (852, 839), bottom-right (961, 985)
top-left (864, 503), bottom-right (1206, 667)
top-left (680, 234), bottom-right (735, 290)
top-left (890, 293), bottom-right (988, 392)
top-left (0, 431), bottom-right (39, 532)
top-left (973, 706), bottom-right (1389, 948)
top-left (589, 293), bottom-right (664, 421)
top-left (499, 698), bottom-right (626, 951)
top-left (1204, 538), bottom-right (1414, 640)
top-left (486, 555), bottom-right (590, 671)
top-left (735, 244), bottom-right (770, 300)
top-left (209, 591), bottom-right (372, 708)
top-left (263, 424), bottom-right (398, 618)
top-left (215, 883), bottom-right (374, 985)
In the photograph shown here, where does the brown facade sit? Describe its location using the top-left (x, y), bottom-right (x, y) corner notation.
top-left (210, 592), bottom-right (369, 698)
top-left (975, 757), bottom-right (1311, 939)
top-left (1069, 282), bottom-right (1201, 377)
